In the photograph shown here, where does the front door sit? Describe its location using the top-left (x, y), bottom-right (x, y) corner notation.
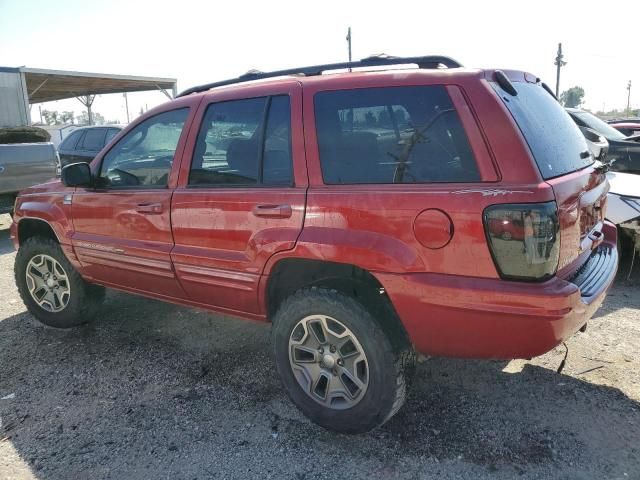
top-left (71, 105), bottom-right (194, 298)
top-left (171, 86), bottom-right (307, 315)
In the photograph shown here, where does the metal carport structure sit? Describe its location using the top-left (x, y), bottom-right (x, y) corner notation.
top-left (0, 66), bottom-right (177, 127)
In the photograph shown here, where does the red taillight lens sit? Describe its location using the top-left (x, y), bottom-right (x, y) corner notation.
top-left (483, 202), bottom-right (560, 281)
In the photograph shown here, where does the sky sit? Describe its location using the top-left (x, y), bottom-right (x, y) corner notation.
top-left (0, 0), bottom-right (638, 125)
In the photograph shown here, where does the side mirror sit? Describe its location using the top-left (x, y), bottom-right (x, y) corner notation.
top-left (61, 162), bottom-right (92, 187)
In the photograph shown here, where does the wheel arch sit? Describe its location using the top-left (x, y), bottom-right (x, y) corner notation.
top-left (17, 217), bottom-right (60, 245)
top-left (264, 257), bottom-right (411, 352)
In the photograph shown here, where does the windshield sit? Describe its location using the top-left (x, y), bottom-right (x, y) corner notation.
top-left (571, 111), bottom-right (628, 141)
top-left (492, 81), bottom-right (593, 180)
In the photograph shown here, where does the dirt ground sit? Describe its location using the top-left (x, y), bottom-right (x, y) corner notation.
top-left (0, 214), bottom-right (639, 480)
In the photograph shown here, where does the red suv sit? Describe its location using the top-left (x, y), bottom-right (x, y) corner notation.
top-left (11, 56), bottom-right (618, 433)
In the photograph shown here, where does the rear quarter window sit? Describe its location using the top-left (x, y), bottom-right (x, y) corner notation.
top-left (314, 85), bottom-right (480, 184)
top-left (491, 82), bottom-right (592, 179)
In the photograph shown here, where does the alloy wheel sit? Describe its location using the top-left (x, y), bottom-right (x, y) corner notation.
top-left (25, 254), bottom-right (71, 312)
top-left (288, 314), bottom-right (369, 409)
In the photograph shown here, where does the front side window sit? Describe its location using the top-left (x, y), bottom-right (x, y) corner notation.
top-left (80, 128), bottom-right (106, 151)
top-left (189, 95), bottom-right (292, 186)
top-left (99, 108), bottom-right (188, 188)
top-left (314, 86), bottom-right (480, 184)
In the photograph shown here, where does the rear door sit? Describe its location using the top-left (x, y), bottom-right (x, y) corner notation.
top-left (71, 105), bottom-right (195, 297)
top-left (171, 83), bottom-right (306, 315)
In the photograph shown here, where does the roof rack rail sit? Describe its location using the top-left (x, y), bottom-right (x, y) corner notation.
top-left (177, 54), bottom-right (463, 97)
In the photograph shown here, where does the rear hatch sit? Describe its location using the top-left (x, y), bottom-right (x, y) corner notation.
top-left (492, 78), bottom-right (608, 274)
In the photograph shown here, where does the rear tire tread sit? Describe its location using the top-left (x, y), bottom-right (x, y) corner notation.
top-left (272, 287), bottom-right (415, 433)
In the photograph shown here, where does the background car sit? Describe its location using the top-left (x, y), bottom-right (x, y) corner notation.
top-left (58, 125), bottom-right (122, 166)
top-left (578, 126), bottom-right (608, 161)
top-left (609, 122), bottom-right (640, 137)
top-left (567, 108), bottom-right (640, 173)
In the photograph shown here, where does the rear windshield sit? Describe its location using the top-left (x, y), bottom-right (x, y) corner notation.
top-left (570, 110), bottom-right (628, 141)
top-left (492, 81), bottom-right (593, 180)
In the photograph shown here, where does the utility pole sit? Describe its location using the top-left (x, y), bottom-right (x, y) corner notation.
top-left (554, 43), bottom-right (567, 98)
top-left (123, 92), bottom-right (130, 123)
top-left (346, 27), bottom-right (352, 64)
top-left (627, 80), bottom-right (632, 115)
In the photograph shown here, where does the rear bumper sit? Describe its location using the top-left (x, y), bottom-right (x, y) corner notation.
top-left (375, 222), bottom-right (618, 359)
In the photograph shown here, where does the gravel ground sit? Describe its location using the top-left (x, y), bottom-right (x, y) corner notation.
top-left (0, 214), bottom-right (639, 480)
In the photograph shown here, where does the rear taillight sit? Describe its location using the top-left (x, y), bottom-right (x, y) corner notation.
top-left (483, 202), bottom-right (560, 281)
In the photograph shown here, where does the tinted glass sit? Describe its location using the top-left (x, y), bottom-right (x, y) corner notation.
top-left (314, 86), bottom-right (480, 184)
top-left (60, 130), bottom-right (83, 150)
top-left (105, 128), bottom-right (120, 144)
top-left (80, 128), bottom-right (106, 151)
top-left (492, 82), bottom-right (593, 179)
top-left (189, 98), bottom-right (266, 186)
top-left (263, 96), bottom-right (292, 185)
top-left (99, 109), bottom-right (188, 188)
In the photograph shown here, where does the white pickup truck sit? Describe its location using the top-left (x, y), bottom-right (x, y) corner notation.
top-left (0, 143), bottom-right (59, 214)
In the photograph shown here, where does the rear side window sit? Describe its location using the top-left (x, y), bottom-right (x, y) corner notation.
top-left (79, 128), bottom-right (106, 151)
top-left (314, 86), bottom-right (480, 184)
top-left (189, 95), bottom-right (292, 186)
top-left (491, 82), bottom-right (592, 179)
top-left (60, 130), bottom-right (83, 150)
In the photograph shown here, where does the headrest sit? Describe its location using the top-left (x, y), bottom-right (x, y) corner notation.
top-left (226, 138), bottom-right (259, 180)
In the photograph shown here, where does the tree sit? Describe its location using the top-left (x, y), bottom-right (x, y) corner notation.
top-left (560, 86), bottom-right (585, 108)
top-left (60, 111), bottom-right (74, 124)
top-left (76, 111), bottom-right (106, 125)
top-left (41, 109), bottom-right (59, 125)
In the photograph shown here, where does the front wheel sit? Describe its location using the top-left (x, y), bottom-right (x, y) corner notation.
top-left (15, 237), bottom-right (105, 328)
top-left (271, 288), bottom-right (414, 434)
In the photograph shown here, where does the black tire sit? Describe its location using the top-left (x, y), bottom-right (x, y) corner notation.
top-left (15, 236), bottom-right (105, 328)
top-left (271, 287), bottom-right (414, 434)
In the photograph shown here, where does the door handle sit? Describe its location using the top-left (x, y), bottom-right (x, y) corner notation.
top-left (252, 204), bottom-right (292, 219)
top-left (136, 202), bottom-right (163, 214)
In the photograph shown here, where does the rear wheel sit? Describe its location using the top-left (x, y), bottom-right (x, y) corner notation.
top-left (15, 237), bottom-right (105, 328)
top-left (271, 287), bottom-right (414, 434)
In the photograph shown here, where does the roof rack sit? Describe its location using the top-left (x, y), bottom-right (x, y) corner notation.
top-left (177, 54), bottom-right (463, 97)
